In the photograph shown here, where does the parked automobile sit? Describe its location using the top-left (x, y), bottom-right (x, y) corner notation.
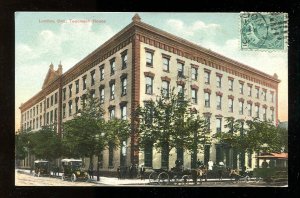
top-left (61, 159), bottom-right (89, 182)
top-left (33, 160), bottom-right (50, 177)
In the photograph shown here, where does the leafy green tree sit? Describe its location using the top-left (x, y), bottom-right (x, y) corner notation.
top-left (137, 88), bottom-right (206, 170)
top-left (28, 124), bottom-right (62, 161)
top-left (62, 89), bottom-right (105, 170)
top-left (185, 114), bottom-right (211, 168)
top-left (15, 129), bottom-right (31, 161)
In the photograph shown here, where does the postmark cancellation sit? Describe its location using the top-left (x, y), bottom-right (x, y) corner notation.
top-left (240, 12), bottom-right (288, 51)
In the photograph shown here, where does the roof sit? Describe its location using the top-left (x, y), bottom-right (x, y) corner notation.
top-left (34, 160), bottom-right (49, 163)
top-left (255, 152), bottom-right (288, 159)
top-left (61, 158), bottom-right (82, 162)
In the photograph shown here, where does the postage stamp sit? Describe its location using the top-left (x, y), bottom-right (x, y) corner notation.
top-left (240, 12), bottom-right (288, 50)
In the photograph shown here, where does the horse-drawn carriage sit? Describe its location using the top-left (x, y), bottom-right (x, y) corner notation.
top-left (148, 165), bottom-right (208, 185)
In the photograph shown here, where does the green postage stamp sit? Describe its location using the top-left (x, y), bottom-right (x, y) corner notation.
top-left (240, 12), bottom-right (288, 50)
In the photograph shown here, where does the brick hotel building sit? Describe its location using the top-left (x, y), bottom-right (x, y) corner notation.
top-left (19, 14), bottom-right (280, 171)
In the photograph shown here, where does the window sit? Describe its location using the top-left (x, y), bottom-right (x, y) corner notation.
top-left (216, 95), bottom-right (222, 110)
top-left (91, 89), bottom-right (95, 98)
top-left (248, 152), bottom-right (253, 168)
top-left (69, 100), bottom-right (72, 116)
top-left (239, 101), bottom-right (244, 115)
top-left (204, 92), bottom-right (210, 107)
top-left (55, 92), bottom-right (58, 104)
top-left (248, 103), bottom-right (252, 116)
top-left (144, 142), bottom-right (153, 167)
top-left (121, 77), bottom-right (127, 96)
top-left (191, 89), bottom-right (197, 104)
top-left (100, 87), bottom-right (104, 104)
top-left (75, 80), bottom-right (79, 94)
top-left (33, 107), bottom-right (35, 117)
top-left (271, 109), bottom-right (274, 121)
top-left (91, 70), bottom-right (95, 86)
top-left (63, 104), bottom-right (66, 118)
top-left (109, 107), bottom-right (115, 119)
top-left (50, 95), bottom-right (53, 106)
top-left (144, 101), bottom-right (154, 125)
top-left (216, 76), bottom-right (222, 88)
top-left (204, 71), bottom-right (210, 84)
top-left (40, 103), bottom-right (42, 113)
top-left (256, 88), bottom-right (259, 99)
top-left (33, 119), bottom-right (35, 129)
top-left (263, 107), bottom-right (267, 121)
top-left (69, 84), bottom-right (72, 98)
top-left (146, 51), bottom-right (153, 66)
top-left (228, 98), bottom-right (233, 112)
top-left (122, 52), bottom-right (127, 69)
top-left (239, 83), bottom-right (244, 94)
top-left (40, 115), bottom-right (42, 127)
top-left (75, 98), bottom-right (79, 113)
top-left (46, 98), bottom-right (49, 108)
top-left (191, 67), bottom-right (198, 80)
top-left (110, 58), bottom-right (116, 75)
top-left (229, 79), bottom-right (233, 91)
top-left (205, 116), bottom-right (211, 131)
top-left (110, 83), bottom-right (115, 100)
top-left (271, 92), bottom-right (274, 102)
top-left (177, 85), bottom-right (184, 97)
top-left (108, 143), bottom-right (114, 168)
top-left (163, 57), bottom-right (169, 71)
top-left (100, 66), bottom-right (104, 81)
top-left (50, 110), bottom-right (53, 123)
top-left (36, 105), bottom-right (38, 115)
top-left (162, 80), bottom-right (169, 97)
top-left (46, 112), bottom-right (49, 124)
top-left (83, 76), bottom-right (87, 90)
top-left (121, 105), bottom-right (127, 120)
top-left (177, 62), bottom-right (184, 77)
top-left (63, 88), bottom-right (66, 101)
top-left (263, 90), bottom-right (267, 101)
top-left (54, 108), bottom-right (57, 121)
top-left (248, 86), bottom-right (252, 96)
top-left (36, 117), bottom-right (39, 129)
top-left (216, 118), bottom-right (222, 133)
top-left (145, 76), bottom-right (153, 95)
top-left (255, 105), bottom-right (259, 118)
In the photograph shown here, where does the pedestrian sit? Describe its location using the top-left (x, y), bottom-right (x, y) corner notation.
top-left (208, 160), bottom-right (213, 171)
top-left (129, 164), bottom-right (133, 179)
top-left (117, 166), bottom-right (121, 180)
top-left (140, 165), bottom-right (145, 180)
top-left (262, 160), bottom-right (269, 168)
top-left (88, 165), bottom-right (94, 179)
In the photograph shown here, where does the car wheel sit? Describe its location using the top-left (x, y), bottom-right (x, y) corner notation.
top-left (71, 173), bottom-right (76, 182)
top-left (86, 174), bottom-right (90, 182)
top-left (61, 173), bottom-right (65, 181)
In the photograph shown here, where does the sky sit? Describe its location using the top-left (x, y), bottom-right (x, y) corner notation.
top-left (15, 12), bottom-right (288, 131)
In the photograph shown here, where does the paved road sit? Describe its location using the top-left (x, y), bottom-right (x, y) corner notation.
top-left (15, 169), bottom-right (287, 187)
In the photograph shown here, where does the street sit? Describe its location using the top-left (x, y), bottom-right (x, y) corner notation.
top-left (15, 169), bottom-right (287, 187)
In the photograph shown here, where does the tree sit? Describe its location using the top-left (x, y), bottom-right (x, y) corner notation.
top-left (15, 129), bottom-right (31, 161)
top-left (185, 114), bottom-right (211, 168)
top-left (62, 89), bottom-right (105, 170)
top-left (29, 124), bottom-right (62, 161)
top-left (216, 117), bottom-right (285, 169)
top-left (137, 87), bottom-right (208, 170)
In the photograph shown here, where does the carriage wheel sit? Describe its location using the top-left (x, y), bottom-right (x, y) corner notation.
top-left (149, 171), bottom-right (158, 184)
top-left (182, 175), bottom-right (190, 185)
top-left (71, 173), bottom-right (76, 182)
top-left (158, 172), bottom-right (169, 185)
top-left (61, 173), bottom-right (65, 181)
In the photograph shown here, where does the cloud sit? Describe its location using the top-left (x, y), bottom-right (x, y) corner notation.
top-left (166, 19), bottom-right (221, 40)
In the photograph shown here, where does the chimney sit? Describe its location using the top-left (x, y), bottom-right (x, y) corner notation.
top-left (57, 61), bottom-right (63, 75)
top-left (132, 13), bottom-right (141, 23)
top-left (49, 62), bottom-right (54, 70)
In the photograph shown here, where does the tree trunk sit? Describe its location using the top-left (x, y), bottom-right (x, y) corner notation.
top-left (97, 154), bottom-right (100, 181)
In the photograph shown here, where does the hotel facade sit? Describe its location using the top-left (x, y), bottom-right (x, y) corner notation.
top-left (19, 14), bottom-right (280, 171)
